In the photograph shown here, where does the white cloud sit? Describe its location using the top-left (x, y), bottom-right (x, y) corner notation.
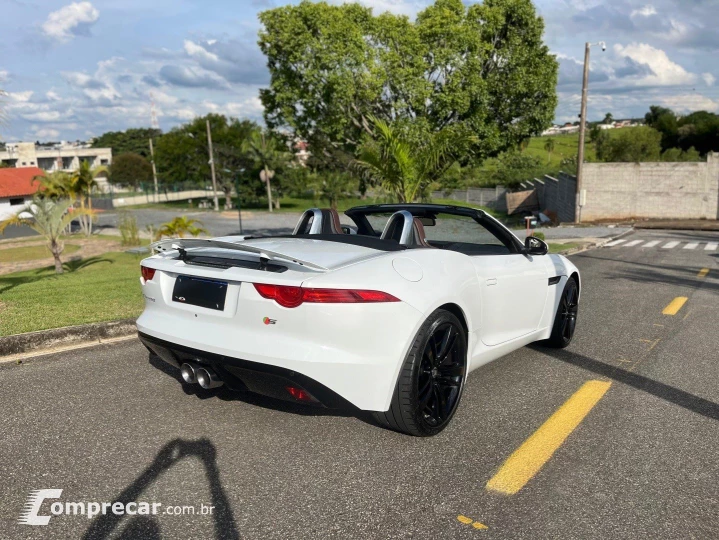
top-left (0, 70), bottom-right (8, 83)
top-left (22, 111), bottom-right (64, 122)
top-left (46, 90), bottom-right (62, 101)
top-left (702, 73), bottom-right (716, 87)
top-left (659, 94), bottom-right (718, 113)
top-left (613, 43), bottom-right (696, 86)
top-left (35, 128), bottom-right (61, 139)
top-left (631, 5), bottom-right (657, 18)
top-left (42, 2), bottom-right (100, 43)
top-left (7, 91), bottom-right (34, 102)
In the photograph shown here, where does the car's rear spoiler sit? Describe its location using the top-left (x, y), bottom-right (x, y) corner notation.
top-left (150, 238), bottom-right (328, 272)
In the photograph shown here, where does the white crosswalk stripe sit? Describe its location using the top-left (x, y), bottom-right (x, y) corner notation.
top-left (706, 243), bottom-right (718, 251)
top-left (683, 242), bottom-right (699, 250)
top-left (624, 240), bottom-right (643, 247)
top-left (662, 241), bottom-right (680, 249)
top-left (642, 240), bottom-right (661, 248)
top-left (605, 239), bottom-right (627, 247)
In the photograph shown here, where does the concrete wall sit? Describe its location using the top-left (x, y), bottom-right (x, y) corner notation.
top-left (525, 173), bottom-right (577, 223)
top-left (581, 153), bottom-right (719, 221)
top-left (431, 186), bottom-right (508, 212)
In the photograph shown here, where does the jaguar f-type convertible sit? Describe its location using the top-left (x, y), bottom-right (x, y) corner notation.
top-left (137, 204), bottom-right (580, 436)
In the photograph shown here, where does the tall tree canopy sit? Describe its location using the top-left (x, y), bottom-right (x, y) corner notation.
top-left (154, 114), bottom-right (260, 207)
top-left (92, 128), bottom-right (163, 158)
top-left (259, 0), bottom-right (558, 161)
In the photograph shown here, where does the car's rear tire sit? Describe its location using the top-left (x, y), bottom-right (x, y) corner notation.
top-left (541, 278), bottom-right (579, 348)
top-left (372, 309), bottom-right (467, 437)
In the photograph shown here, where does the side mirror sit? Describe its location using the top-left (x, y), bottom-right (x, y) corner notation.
top-left (524, 236), bottom-right (548, 256)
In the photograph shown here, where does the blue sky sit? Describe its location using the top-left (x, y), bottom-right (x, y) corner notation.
top-left (1, 0), bottom-right (718, 142)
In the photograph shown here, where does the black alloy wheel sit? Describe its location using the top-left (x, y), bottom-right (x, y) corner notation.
top-left (373, 309), bottom-right (467, 436)
top-left (417, 322), bottom-right (465, 428)
top-left (543, 278), bottom-right (579, 348)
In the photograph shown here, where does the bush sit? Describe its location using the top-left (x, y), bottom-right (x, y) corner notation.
top-left (491, 152), bottom-right (543, 187)
top-left (598, 126), bottom-right (662, 163)
top-left (118, 211), bottom-right (141, 246)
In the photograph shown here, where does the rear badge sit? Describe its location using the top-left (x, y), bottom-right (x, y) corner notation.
top-left (263, 317), bottom-right (277, 325)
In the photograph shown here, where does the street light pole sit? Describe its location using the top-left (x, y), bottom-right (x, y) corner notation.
top-left (206, 119), bottom-right (220, 212)
top-left (576, 41), bottom-right (605, 224)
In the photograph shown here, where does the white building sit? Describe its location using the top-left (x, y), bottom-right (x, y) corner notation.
top-left (0, 141), bottom-right (112, 173)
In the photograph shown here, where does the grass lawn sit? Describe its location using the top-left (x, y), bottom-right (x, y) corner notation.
top-left (0, 244), bottom-right (81, 263)
top-left (0, 251), bottom-right (144, 336)
top-left (548, 242), bottom-right (581, 254)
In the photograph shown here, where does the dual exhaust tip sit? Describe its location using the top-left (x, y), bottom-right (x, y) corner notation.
top-left (180, 362), bottom-right (224, 389)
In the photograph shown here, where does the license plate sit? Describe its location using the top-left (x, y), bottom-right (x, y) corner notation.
top-left (172, 276), bottom-right (228, 311)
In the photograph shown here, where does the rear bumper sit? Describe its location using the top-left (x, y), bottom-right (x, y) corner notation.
top-left (136, 292), bottom-right (425, 411)
top-left (139, 332), bottom-right (348, 408)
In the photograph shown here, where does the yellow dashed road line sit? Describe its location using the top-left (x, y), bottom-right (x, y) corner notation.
top-left (697, 268), bottom-right (709, 278)
top-left (457, 515), bottom-right (488, 530)
top-left (486, 380), bottom-right (612, 496)
top-left (662, 297), bottom-right (688, 315)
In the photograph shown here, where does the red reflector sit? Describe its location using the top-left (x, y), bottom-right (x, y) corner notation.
top-left (141, 266), bottom-right (156, 282)
top-left (286, 386), bottom-right (313, 401)
top-left (253, 283), bottom-right (399, 308)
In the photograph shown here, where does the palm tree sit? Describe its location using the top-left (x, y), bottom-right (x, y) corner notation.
top-left (353, 117), bottom-right (469, 203)
top-left (544, 138), bottom-right (555, 164)
top-left (155, 216), bottom-right (208, 240)
top-left (35, 171), bottom-right (74, 199)
top-left (242, 130), bottom-right (291, 212)
top-left (71, 161), bottom-right (108, 236)
top-left (0, 197), bottom-right (91, 274)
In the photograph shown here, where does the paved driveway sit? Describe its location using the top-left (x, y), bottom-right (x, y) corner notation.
top-left (1, 230), bottom-right (717, 539)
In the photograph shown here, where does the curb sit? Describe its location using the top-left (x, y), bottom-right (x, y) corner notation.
top-left (0, 319), bottom-right (137, 358)
top-left (559, 228), bottom-right (635, 256)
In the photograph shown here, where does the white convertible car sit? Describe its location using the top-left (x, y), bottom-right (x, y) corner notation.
top-left (138, 204), bottom-right (580, 436)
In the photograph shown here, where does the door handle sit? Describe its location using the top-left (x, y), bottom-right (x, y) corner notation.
top-left (486, 278), bottom-right (498, 286)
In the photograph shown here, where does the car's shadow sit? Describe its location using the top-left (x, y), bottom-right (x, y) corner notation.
top-left (148, 354), bottom-right (377, 425)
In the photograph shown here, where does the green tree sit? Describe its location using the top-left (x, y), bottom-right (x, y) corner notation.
top-left (92, 128), bottom-right (162, 158)
top-left (154, 114), bottom-right (259, 208)
top-left (311, 172), bottom-right (357, 210)
top-left (353, 117), bottom-right (469, 202)
top-left (543, 138), bottom-right (555, 164)
top-left (599, 126), bottom-right (662, 163)
top-left (242, 130), bottom-right (291, 211)
top-left (0, 197), bottom-right (91, 274)
top-left (71, 161), bottom-right (108, 236)
top-left (602, 113), bottom-right (614, 125)
top-left (259, 0), bottom-right (557, 160)
top-left (155, 216), bottom-right (208, 240)
top-left (110, 153), bottom-right (153, 190)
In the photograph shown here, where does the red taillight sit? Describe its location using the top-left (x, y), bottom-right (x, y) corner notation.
top-left (286, 386), bottom-right (313, 402)
top-left (253, 283), bottom-right (399, 308)
top-left (141, 266), bottom-right (156, 282)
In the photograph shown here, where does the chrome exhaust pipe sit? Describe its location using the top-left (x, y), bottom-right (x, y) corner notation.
top-left (196, 367), bottom-right (224, 389)
top-left (180, 362), bottom-right (200, 384)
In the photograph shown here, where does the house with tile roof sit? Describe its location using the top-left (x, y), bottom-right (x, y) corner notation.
top-left (0, 167), bottom-right (44, 221)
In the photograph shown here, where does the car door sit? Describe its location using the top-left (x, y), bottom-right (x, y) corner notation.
top-left (473, 253), bottom-right (549, 347)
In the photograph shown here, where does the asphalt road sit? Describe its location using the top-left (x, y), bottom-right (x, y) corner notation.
top-left (1, 229), bottom-right (718, 539)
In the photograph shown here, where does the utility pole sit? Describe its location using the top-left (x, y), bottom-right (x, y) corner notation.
top-left (576, 41), bottom-right (605, 224)
top-left (206, 119), bottom-right (220, 212)
top-left (575, 42), bottom-right (591, 224)
top-left (149, 138), bottom-right (159, 203)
